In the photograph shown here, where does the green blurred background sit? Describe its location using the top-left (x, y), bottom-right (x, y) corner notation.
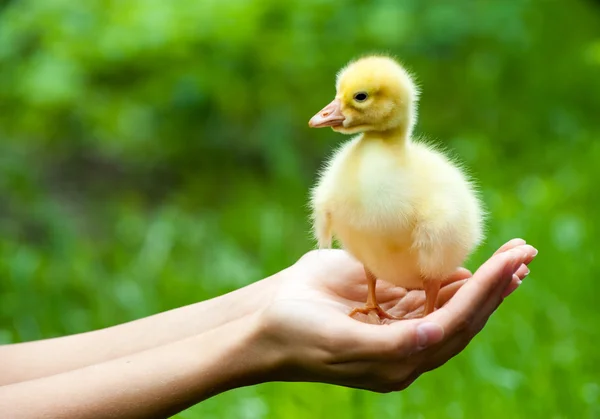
top-left (1, 0), bottom-right (599, 418)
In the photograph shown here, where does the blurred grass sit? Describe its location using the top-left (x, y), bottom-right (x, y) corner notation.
top-left (1, 0), bottom-right (599, 418)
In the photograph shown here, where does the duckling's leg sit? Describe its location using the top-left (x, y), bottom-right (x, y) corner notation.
top-left (423, 277), bottom-right (441, 316)
top-left (349, 267), bottom-right (403, 321)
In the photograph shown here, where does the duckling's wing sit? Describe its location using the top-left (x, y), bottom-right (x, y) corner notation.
top-left (313, 210), bottom-right (332, 249)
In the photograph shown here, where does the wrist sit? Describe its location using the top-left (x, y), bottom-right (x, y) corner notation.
top-left (205, 310), bottom-right (284, 395)
top-left (215, 271), bottom-right (281, 324)
top-left (213, 267), bottom-right (311, 387)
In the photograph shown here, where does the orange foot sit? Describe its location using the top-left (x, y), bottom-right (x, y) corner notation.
top-left (349, 304), bottom-right (404, 321)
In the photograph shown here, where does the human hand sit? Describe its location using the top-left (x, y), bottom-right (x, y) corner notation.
top-left (255, 239), bottom-right (537, 392)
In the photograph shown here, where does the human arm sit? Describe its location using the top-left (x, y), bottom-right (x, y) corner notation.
top-left (0, 239), bottom-right (536, 418)
top-left (0, 275), bottom-right (275, 385)
top-left (0, 313), bottom-right (270, 419)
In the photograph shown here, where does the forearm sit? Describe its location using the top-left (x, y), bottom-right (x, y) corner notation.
top-left (0, 273), bottom-right (279, 385)
top-left (0, 313), bottom-right (273, 419)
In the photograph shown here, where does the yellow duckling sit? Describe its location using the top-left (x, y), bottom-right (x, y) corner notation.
top-left (309, 55), bottom-right (484, 320)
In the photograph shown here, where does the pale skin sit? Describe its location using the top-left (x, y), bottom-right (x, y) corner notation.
top-left (0, 239), bottom-right (537, 418)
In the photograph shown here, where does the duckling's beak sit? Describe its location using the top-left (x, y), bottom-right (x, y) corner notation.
top-left (309, 99), bottom-right (345, 128)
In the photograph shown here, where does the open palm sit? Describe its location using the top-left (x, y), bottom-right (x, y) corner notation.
top-left (274, 249), bottom-right (473, 324)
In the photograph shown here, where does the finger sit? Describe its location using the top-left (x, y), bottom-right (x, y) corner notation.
top-left (478, 248), bottom-right (537, 314)
top-left (500, 263), bottom-right (530, 298)
top-left (384, 292), bottom-right (423, 316)
top-left (426, 244), bottom-right (537, 334)
top-left (374, 281), bottom-right (408, 302)
top-left (438, 241), bottom-right (529, 305)
top-left (493, 238), bottom-right (527, 256)
top-left (465, 250), bottom-right (537, 335)
top-left (437, 279), bottom-right (467, 307)
top-left (502, 274), bottom-right (522, 298)
top-left (515, 263), bottom-right (530, 279)
top-left (441, 267), bottom-right (472, 286)
top-left (463, 244), bottom-right (536, 307)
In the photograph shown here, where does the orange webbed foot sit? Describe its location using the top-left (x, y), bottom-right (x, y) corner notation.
top-left (349, 304), bottom-right (404, 321)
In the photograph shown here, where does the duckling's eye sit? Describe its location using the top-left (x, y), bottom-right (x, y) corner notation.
top-left (354, 92), bottom-right (368, 102)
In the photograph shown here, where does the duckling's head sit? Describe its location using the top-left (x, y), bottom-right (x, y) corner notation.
top-left (309, 55), bottom-right (419, 136)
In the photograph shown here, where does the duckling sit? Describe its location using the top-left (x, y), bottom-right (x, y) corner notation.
top-left (309, 55), bottom-right (484, 320)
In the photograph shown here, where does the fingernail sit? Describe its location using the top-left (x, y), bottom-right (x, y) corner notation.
top-left (532, 248), bottom-right (538, 257)
top-left (516, 278), bottom-right (522, 286)
top-left (523, 268), bottom-right (530, 277)
top-left (416, 322), bottom-right (444, 348)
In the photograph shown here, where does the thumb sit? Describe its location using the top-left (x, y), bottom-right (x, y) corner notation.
top-left (415, 321), bottom-right (445, 350)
